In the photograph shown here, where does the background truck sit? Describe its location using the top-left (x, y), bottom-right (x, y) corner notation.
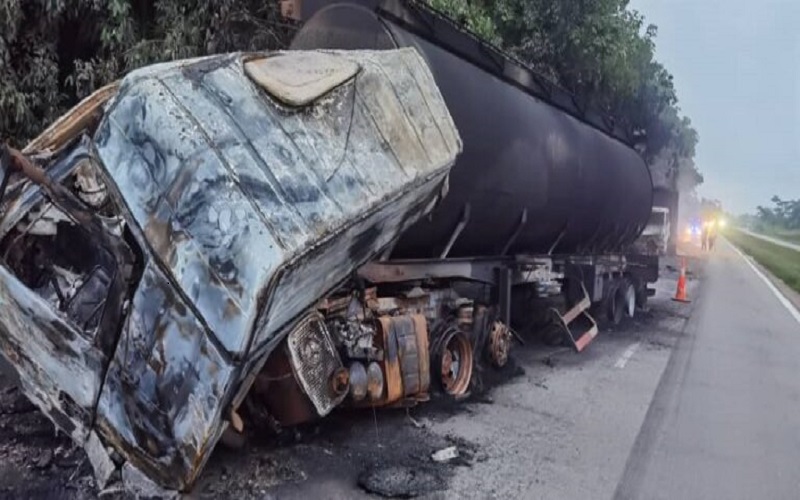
top-left (633, 207), bottom-right (672, 256)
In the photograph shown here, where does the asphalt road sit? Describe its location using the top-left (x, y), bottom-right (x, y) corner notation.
top-left (8, 242), bottom-right (800, 500)
top-left (0, 257), bottom-right (699, 499)
top-left (233, 258), bottom-right (699, 500)
top-left (615, 239), bottom-right (800, 500)
top-left (740, 228), bottom-right (800, 252)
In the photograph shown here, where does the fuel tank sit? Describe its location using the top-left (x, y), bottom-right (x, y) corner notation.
top-left (291, 0), bottom-right (654, 257)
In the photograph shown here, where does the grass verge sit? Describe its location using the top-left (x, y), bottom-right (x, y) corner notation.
top-left (772, 230), bottom-right (800, 245)
top-left (727, 229), bottom-right (800, 293)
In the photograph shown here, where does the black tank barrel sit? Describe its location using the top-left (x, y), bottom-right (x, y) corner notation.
top-left (291, 0), bottom-right (654, 258)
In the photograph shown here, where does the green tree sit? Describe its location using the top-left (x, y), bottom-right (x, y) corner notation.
top-left (0, 0), bottom-right (295, 147)
top-left (1, 0), bottom-right (701, 193)
top-left (425, 0), bottom-right (701, 186)
top-left (759, 196), bottom-right (800, 230)
top-left (429, 0), bottom-right (501, 44)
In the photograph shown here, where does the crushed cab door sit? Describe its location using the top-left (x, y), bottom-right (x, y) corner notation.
top-left (0, 144), bottom-right (138, 443)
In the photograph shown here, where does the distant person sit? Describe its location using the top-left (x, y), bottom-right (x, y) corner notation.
top-left (708, 224), bottom-right (717, 251)
top-left (701, 225), bottom-right (709, 251)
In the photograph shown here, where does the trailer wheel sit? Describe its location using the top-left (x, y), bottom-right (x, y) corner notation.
top-left (432, 327), bottom-right (473, 397)
top-left (631, 277), bottom-right (648, 309)
top-left (623, 280), bottom-right (636, 318)
top-left (607, 280), bottom-right (626, 325)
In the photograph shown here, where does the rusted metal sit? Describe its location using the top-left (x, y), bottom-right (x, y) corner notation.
top-left (330, 367), bottom-right (350, 397)
top-left (360, 314), bottom-right (431, 407)
top-left (255, 343), bottom-right (318, 427)
top-left (253, 312), bottom-right (348, 426)
top-left (411, 314), bottom-right (430, 397)
top-left (433, 328), bottom-right (473, 397)
top-left (0, 47), bottom-right (461, 493)
top-left (376, 316), bottom-right (403, 404)
top-left (23, 82), bottom-right (120, 155)
top-left (318, 288), bottom-right (378, 318)
top-left (488, 321), bottom-right (511, 368)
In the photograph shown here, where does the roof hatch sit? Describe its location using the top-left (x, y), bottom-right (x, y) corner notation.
top-left (244, 52), bottom-right (360, 106)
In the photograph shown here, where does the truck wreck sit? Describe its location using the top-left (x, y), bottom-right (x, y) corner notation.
top-left (0, 1), bottom-right (666, 494)
top-left (0, 48), bottom-right (461, 491)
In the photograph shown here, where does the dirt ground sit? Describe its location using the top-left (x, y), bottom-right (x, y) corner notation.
top-left (0, 256), bottom-right (701, 499)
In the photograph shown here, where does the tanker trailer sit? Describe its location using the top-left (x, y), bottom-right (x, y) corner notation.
top-left (282, 0), bottom-right (660, 365)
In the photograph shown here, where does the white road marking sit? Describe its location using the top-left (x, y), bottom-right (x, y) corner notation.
top-left (727, 239), bottom-right (800, 325)
top-left (615, 342), bottom-right (641, 369)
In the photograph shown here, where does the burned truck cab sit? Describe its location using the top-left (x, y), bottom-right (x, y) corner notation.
top-left (0, 48), bottom-right (460, 491)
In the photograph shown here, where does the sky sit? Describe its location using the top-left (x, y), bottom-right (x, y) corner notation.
top-left (629, 0), bottom-right (800, 215)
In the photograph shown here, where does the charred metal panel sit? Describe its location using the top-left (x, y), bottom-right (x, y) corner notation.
top-left (259, 172), bottom-right (446, 342)
top-left (0, 145), bottom-right (89, 237)
top-left (0, 47), bottom-right (459, 493)
top-left (0, 266), bottom-right (105, 442)
top-left (95, 262), bottom-right (235, 490)
top-left (95, 79), bottom-right (281, 357)
top-left (94, 49), bottom-right (460, 358)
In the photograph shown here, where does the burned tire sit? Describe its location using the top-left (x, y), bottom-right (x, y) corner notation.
top-left (607, 278), bottom-right (636, 325)
top-left (541, 323), bottom-right (566, 346)
top-left (606, 279), bottom-right (625, 325)
top-left (220, 427), bottom-right (247, 449)
top-left (634, 279), bottom-right (648, 309)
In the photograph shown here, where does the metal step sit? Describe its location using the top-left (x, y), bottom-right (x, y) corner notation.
top-left (550, 284), bottom-right (599, 352)
top-left (561, 295), bottom-right (591, 325)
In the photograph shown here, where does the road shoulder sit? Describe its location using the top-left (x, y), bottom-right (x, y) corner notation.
top-left (727, 237), bottom-right (800, 314)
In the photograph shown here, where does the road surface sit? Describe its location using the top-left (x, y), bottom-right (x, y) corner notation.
top-left (0, 258), bottom-right (698, 499)
top-left (616, 239), bottom-right (800, 500)
top-left (740, 228), bottom-right (800, 252)
top-left (3, 243), bottom-right (800, 499)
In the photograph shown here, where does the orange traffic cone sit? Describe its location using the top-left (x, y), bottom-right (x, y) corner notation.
top-left (672, 258), bottom-right (690, 303)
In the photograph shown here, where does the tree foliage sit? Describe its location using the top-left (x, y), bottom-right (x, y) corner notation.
top-left (756, 196), bottom-right (800, 231)
top-left (0, 0), bottom-right (295, 147)
top-left (1, 0), bottom-right (699, 190)
top-left (428, 0), bottom-right (700, 185)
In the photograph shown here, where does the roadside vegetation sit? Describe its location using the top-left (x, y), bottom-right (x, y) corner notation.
top-left (1, 0), bottom-right (700, 193)
top-left (727, 229), bottom-right (800, 293)
top-left (738, 196), bottom-right (800, 245)
top-left (427, 0), bottom-right (702, 186)
top-left (765, 230), bottom-right (800, 246)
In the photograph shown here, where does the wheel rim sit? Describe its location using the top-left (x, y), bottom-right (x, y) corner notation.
top-left (488, 321), bottom-right (511, 368)
top-left (436, 330), bottom-right (473, 396)
top-left (625, 283), bottom-right (636, 318)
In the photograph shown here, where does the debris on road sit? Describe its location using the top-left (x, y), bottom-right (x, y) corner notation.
top-left (358, 465), bottom-right (446, 498)
top-left (33, 449), bottom-right (53, 469)
top-left (431, 446), bottom-right (459, 463)
top-left (121, 463), bottom-right (178, 500)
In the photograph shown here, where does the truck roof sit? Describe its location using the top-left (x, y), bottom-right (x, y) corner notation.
top-left (94, 49), bottom-right (461, 357)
